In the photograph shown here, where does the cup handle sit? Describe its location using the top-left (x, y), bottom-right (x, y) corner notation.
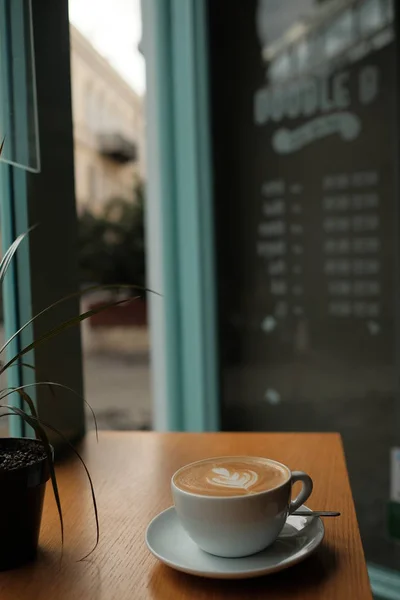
top-left (289, 471), bottom-right (313, 514)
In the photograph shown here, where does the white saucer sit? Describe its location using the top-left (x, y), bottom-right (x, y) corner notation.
top-left (146, 505), bottom-right (324, 579)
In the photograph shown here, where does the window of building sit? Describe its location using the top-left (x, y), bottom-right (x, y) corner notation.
top-left (84, 82), bottom-right (93, 130)
top-left (87, 163), bottom-right (97, 202)
top-left (97, 93), bottom-right (104, 131)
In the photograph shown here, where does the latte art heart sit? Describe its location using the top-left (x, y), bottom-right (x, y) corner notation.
top-left (207, 467), bottom-right (259, 490)
top-left (173, 457), bottom-right (289, 497)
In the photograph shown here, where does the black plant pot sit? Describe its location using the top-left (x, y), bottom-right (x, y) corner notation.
top-left (0, 438), bottom-right (50, 570)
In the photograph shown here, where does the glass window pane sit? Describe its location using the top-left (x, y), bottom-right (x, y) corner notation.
top-left (209, 0), bottom-right (400, 576)
top-left (0, 0), bottom-right (39, 172)
top-left (69, 1), bottom-right (151, 431)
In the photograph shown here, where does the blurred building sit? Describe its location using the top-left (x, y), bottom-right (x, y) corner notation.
top-left (70, 25), bottom-right (145, 213)
top-left (257, 0), bottom-right (394, 82)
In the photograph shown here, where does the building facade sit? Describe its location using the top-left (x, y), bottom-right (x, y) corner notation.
top-left (70, 25), bottom-right (144, 213)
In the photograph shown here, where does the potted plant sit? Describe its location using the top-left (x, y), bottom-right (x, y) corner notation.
top-left (0, 437), bottom-right (50, 570)
top-left (0, 231), bottom-right (148, 570)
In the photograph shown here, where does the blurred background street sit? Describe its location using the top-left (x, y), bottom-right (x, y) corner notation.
top-left (81, 320), bottom-right (151, 430)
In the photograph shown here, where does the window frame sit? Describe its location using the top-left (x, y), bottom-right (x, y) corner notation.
top-left (142, 0), bottom-right (219, 431)
top-left (0, 0), bottom-right (85, 444)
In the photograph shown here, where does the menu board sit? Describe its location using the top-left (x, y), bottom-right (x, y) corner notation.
top-left (208, 0), bottom-right (400, 569)
top-left (253, 56), bottom-right (392, 362)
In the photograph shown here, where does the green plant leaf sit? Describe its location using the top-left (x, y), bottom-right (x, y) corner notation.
top-left (0, 408), bottom-right (99, 560)
top-left (3, 362), bottom-right (37, 374)
top-left (0, 283), bottom-right (158, 359)
top-left (34, 419), bottom-right (100, 561)
top-left (1, 295), bottom-right (141, 373)
top-left (0, 382), bottom-right (98, 441)
top-left (17, 362), bottom-right (36, 372)
top-left (4, 363), bottom-right (61, 422)
top-left (0, 226), bottom-right (37, 287)
top-left (13, 389), bottom-right (38, 423)
top-left (0, 234), bottom-right (27, 285)
top-left (0, 386), bottom-right (39, 431)
top-left (6, 362), bottom-right (65, 405)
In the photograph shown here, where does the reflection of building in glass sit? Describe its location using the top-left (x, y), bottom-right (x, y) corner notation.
top-left (70, 25), bottom-right (145, 212)
top-left (258, 0), bottom-right (394, 83)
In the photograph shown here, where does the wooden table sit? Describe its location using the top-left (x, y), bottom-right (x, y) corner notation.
top-left (0, 432), bottom-right (372, 599)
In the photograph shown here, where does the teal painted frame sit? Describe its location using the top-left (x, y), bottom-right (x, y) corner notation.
top-left (142, 0), bottom-right (183, 430)
top-left (142, 0), bottom-right (219, 431)
top-left (0, 0), bottom-right (36, 436)
top-left (0, 0), bottom-right (39, 172)
top-left (369, 563), bottom-right (400, 599)
top-left (0, 165), bottom-right (24, 437)
top-left (171, 0), bottom-right (219, 430)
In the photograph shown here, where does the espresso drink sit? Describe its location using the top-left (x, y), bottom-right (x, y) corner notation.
top-left (173, 457), bottom-right (289, 497)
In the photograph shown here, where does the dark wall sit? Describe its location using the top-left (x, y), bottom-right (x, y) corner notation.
top-left (28, 0), bottom-right (84, 444)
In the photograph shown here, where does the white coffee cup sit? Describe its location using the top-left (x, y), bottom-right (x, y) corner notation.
top-left (171, 456), bottom-right (313, 558)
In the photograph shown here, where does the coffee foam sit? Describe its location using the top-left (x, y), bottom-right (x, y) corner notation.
top-left (173, 457), bottom-right (289, 497)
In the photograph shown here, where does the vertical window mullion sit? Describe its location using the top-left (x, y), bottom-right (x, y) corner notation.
top-left (0, 0), bottom-right (36, 437)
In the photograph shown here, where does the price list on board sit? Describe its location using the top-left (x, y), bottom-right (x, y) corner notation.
top-left (323, 170), bottom-right (381, 329)
top-left (256, 167), bottom-right (384, 338)
top-left (257, 179), bottom-right (306, 323)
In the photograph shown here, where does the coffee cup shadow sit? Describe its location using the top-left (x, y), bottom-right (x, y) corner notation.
top-left (147, 542), bottom-right (338, 598)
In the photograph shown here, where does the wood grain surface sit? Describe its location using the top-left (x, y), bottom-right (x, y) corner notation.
top-left (0, 432), bottom-right (372, 599)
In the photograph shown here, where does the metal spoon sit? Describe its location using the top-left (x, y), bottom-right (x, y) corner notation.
top-left (292, 510), bottom-right (340, 517)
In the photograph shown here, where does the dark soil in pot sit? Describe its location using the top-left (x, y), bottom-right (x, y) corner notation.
top-left (0, 439), bottom-right (47, 470)
top-left (0, 438), bottom-right (50, 570)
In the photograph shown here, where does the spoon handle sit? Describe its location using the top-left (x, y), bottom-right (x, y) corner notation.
top-left (293, 510), bottom-right (341, 517)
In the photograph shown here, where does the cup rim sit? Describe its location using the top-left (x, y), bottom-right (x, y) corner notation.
top-left (171, 455), bottom-right (292, 499)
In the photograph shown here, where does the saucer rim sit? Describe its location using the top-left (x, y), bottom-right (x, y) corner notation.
top-left (145, 504), bottom-right (325, 579)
